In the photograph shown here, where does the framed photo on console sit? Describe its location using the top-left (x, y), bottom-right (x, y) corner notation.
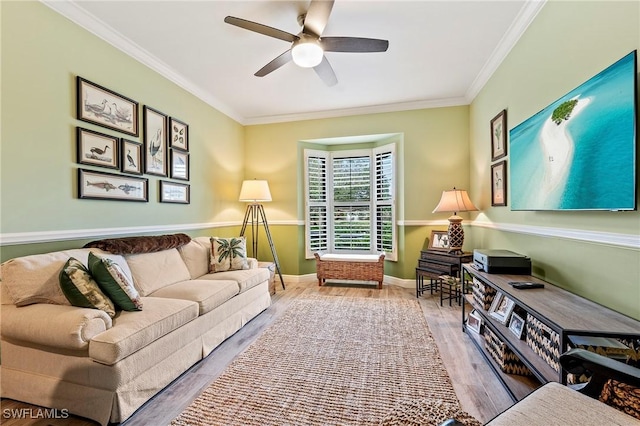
top-left (489, 291), bottom-right (515, 324)
top-left (508, 312), bottom-right (525, 339)
top-left (467, 309), bottom-right (482, 334)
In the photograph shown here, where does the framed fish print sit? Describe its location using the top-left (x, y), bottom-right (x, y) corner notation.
top-left (76, 127), bottom-right (119, 170)
top-left (121, 138), bottom-right (143, 175)
top-left (159, 181), bottom-right (190, 204)
top-left (78, 168), bottom-right (148, 202)
top-left (169, 117), bottom-right (189, 151)
top-left (143, 106), bottom-right (168, 176)
top-left (77, 76), bottom-right (138, 136)
top-left (170, 150), bottom-right (189, 181)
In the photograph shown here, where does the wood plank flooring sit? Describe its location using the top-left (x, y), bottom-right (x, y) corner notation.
top-left (1, 281), bottom-right (514, 425)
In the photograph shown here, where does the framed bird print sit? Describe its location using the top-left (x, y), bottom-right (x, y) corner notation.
top-left (121, 138), bottom-right (143, 175)
top-left (76, 76), bottom-right (138, 136)
top-left (491, 160), bottom-right (507, 206)
top-left (170, 150), bottom-right (189, 181)
top-left (169, 117), bottom-right (189, 151)
top-left (143, 106), bottom-right (168, 177)
top-left (76, 127), bottom-right (119, 170)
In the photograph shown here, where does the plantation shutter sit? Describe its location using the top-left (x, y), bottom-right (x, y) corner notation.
top-left (305, 150), bottom-right (329, 257)
top-left (374, 144), bottom-right (396, 259)
top-left (332, 156), bottom-right (371, 252)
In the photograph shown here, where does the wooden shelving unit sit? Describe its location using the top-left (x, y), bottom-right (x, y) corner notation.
top-left (461, 263), bottom-right (640, 401)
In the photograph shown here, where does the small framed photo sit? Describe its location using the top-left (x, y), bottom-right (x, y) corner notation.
top-left (121, 139), bottom-right (143, 175)
top-left (491, 160), bottom-right (507, 207)
top-left (170, 150), bottom-right (190, 181)
top-left (76, 127), bottom-right (119, 170)
top-left (160, 180), bottom-right (190, 204)
top-left (169, 117), bottom-right (189, 151)
top-left (77, 76), bottom-right (138, 136)
top-left (489, 291), bottom-right (515, 325)
top-left (144, 106), bottom-right (168, 177)
top-left (490, 109), bottom-right (507, 161)
top-left (508, 312), bottom-right (525, 339)
top-left (467, 309), bottom-right (482, 334)
top-left (428, 230), bottom-right (450, 251)
top-left (78, 168), bottom-right (148, 202)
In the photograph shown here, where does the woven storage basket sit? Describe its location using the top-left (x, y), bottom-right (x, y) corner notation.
top-left (314, 253), bottom-right (385, 286)
top-left (567, 336), bottom-right (635, 384)
top-left (600, 379), bottom-right (640, 420)
top-left (484, 326), bottom-right (532, 376)
top-left (472, 277), bottom-right (496, 311)
top-left (525, 313), bottom-right (560, 373)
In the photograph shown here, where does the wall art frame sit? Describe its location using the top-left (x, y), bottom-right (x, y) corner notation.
top-left (428, 230), bottom-right (450, 251)
top-left (489, 291), bottom-right (515, 325)
top-left (159, 180), bottom-right (190, 204)
top-left (169, 117), bottom-right (189, 151)
top-left (491, 109), bottom-right (507, 161)
top-left (143, 106), bottom-right (168, 177)
top-left (78, 168), bottom-right (148, 202)
top-left (121, 138), bottom-right (143, 175)
top-left (170, 150), bottom-right (190, 181)
top-left (491, 160), bottom-right (507, 206)
top-left (76, 127), bottom-right (119, 170)
top-left (77, 76), bottom-right (138, 136)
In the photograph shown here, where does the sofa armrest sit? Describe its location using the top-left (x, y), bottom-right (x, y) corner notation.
top-left (1, 304), bottom-right (112, 350)
top-left (247, 257), bottom-right (258, 269)
top-left (560, 347), bottom-right (640, 398)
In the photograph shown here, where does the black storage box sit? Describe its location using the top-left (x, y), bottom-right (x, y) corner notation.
top-left (473, 249), bottom-right (532, 274)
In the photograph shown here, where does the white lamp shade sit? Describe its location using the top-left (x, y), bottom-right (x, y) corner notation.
top-left (239, 180), bottom-right (272, 202)
top-left (432, 189), bottom-right (478, 214)
top-left (291, 41), bottom-right (323, 68)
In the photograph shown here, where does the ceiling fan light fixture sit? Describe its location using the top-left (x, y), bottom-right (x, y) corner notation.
top-left (291, 40), bottom-right (323, 68)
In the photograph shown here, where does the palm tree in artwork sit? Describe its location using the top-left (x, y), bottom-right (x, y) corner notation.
top-left (216, 238), bottom-right (245, 270)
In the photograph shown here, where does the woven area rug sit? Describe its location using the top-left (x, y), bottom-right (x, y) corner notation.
top-left (172, 294), bottom-right (479, 426)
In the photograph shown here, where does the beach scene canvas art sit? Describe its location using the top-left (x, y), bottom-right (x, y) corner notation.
top-left (510, 51), bottom-right (636, 211)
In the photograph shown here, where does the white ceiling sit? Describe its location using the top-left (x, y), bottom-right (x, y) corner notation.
top-left (44, 0), bottom-right (545, 125)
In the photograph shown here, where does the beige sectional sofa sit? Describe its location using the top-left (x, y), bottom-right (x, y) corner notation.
top-left (0, 236), bottom-right (271, 425)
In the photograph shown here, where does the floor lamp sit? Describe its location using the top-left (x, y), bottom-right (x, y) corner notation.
top-left (239, 180), bottom-right (285, 289)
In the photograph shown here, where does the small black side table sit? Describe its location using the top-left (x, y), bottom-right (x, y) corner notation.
top-left (416, 250), bottom-right (473, 305)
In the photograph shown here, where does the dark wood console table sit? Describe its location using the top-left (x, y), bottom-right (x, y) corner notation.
top-left (461, 263), bottom-right (640, 401)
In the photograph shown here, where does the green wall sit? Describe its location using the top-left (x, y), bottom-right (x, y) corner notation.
top-left (244, 107), bottom-right (471, 277)
top-left (469, 0), bottom-right (640, 319)
top-left (1, 1), bottom-right (246, 261)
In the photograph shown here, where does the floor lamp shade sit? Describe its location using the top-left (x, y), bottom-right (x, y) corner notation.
top-left (239, 180), bottom-right (272, 203)
top-left (432, 189), bottom-right (478, 252)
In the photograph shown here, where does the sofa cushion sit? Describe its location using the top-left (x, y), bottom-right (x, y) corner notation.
top-left (89, 252), bottom-right (142, 311)
top-left (200, 268), bottom-right (270, 293)
top-left (178, 237), bottom-right (212, 279)
top-left (89, 297), bottom-right (198, 365)
top-left (59, 257), bottom-right (116, 318)
top-left (1, 248), bottom-right (132, 307)
top-left (149, 279), bottom-right (239, 315)
top-left (125, 249), bottom-right (191, 296)
top-left (210, 237), bottom-right (249, 272)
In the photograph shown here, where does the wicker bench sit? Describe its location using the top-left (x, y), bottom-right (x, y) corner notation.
top-left (314, 252), bottom-right (385, 289)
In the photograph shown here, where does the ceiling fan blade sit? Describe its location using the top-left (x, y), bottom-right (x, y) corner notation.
top-left (313, 56), bottom-right (337, 87)
top-left (321, 37), bottom-right (389, 53)
top-left (303, 0), bottom-right (334, 37)
top-left (224, 16), bottom-right (299, 43)
top-left (255, 50), bottom-right (293, 77)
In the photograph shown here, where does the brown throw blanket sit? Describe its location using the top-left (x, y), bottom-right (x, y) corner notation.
top-left (84, 233), bottom-right (191, 255)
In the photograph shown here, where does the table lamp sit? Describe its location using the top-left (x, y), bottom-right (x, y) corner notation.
top-left (432, 188), bottom-right (478, 253)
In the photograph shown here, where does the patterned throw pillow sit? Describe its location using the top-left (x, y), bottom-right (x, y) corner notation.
top-left (210, 237), bottom-right (249, 272)
top-left (59, 257), bottom-right (116, 317)
top-left (88, 252), bottom-right (143, 311)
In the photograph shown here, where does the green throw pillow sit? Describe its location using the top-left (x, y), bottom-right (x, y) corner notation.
top-left (88, 252), bottom-right (143, 311)
top-left (59, 257), bottom-right (116, 318)
top-left (210, 237), bottom-right (249, 272)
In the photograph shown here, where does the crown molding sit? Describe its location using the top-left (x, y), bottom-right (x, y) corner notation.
top-left (40, 0), bottom-right (245, 124)
top-left (465, 0), bottom-right (547, 103)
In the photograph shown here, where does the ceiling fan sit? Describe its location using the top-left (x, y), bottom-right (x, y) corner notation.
top-left (224, 0), bottom-right (389, 86)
